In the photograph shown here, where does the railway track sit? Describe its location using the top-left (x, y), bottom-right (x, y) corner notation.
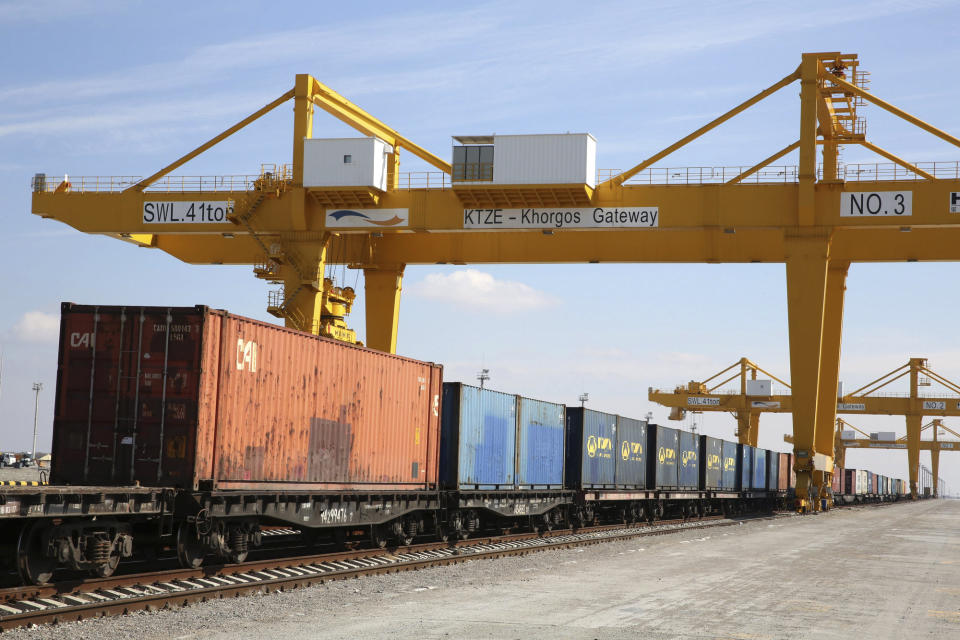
top-left (0, 513), bottom-right (784, 631)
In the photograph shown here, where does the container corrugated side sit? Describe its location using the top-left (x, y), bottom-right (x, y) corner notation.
top-left (516, 396), bottom-right (565, 488)
top-left (491, 134), bottom-right (596, 186)
top-left (699, 435), bottom-right (722, 490)
top-left (647, 424), bottom-right (679, 489)
top-left (211, 312), bottom-right (442, 490)
top-left (614, 416), bottom-right (647, 489)
top-left (677, 430), bottom-right (699, 490)
top-left (53, 304), bottom-right (444, 491)
top-left (720, 440), bottom-right (738, 490)
top-left (832, 466), bottom-right (841, 494)
top-left (768, 452), bottom-right (780, 492)
top-left (753, 449), bottom-right (768, 490)
top-left (778, 452), bottom-right (790, 491)
top-left (441, 383), bottom-right (516, 489)
top-left (739, 444), bottom-right (754, 491)
top-left (565, 408), bottom-right (617, 488)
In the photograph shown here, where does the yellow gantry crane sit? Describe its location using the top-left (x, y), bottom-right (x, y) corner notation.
top-left (836, 418), bottom-right (959, 498)
top-left (652, 357), bottom-right (960, 499)
top-left (30, 52), bottom-right (960, 511)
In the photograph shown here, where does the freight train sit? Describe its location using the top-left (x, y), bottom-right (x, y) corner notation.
top-left (0, 304), bottom-right (901, 585)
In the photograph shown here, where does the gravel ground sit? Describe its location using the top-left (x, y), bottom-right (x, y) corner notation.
top-left (4, 501), bottom-right (957, 639)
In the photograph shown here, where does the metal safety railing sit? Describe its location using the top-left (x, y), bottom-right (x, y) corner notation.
top-left (32, 160), bottom-right (960, 194)
top-left (31, 174), bottom-right (262, 193)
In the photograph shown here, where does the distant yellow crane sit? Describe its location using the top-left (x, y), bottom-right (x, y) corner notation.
top-left (30, 52), bottom-right (960, 511)
top-left (651, 357), bottom-right (960, 499)
top-left (836, 418), bottom-right (958, 498)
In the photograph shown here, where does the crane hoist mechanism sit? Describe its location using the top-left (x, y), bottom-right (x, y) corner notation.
top-left (29, 51), bottom-right (960, 513)
top-left (651, 357), bottom-right (960, 502)
top-left (785, 418), bottom-right (955, 498)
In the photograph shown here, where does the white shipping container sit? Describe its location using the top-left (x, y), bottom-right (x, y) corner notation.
top-left (746, 379), bottom-right (772, 396)
top-left (857, 469), bottom-right (867, 494)
top-left (870, 431), bottom-right (897, 441)
top-left (303, 137), bottom-right (390, 190)
top-left (489, 134), bottom-right (597, 187)
top-left (840, 430), bottom-right (857, 440)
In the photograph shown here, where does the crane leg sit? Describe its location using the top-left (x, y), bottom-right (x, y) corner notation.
top-left (906, 414), bottom-right (922, 499)
top-left (279, 257), bottom-right (324, 334)
top-left (785, 235), bottom-right (831, 512)
top-left (735, 412), bottom-right (760, 446)
top-left (363, 265), bottom-right (405, 353)
top-left (931, 449), bottom-right (940, 498)
top-left (813, 260), bottom-right (849, 510)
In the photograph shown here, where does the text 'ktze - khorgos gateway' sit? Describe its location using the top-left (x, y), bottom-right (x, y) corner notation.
top-left (463, 207), bottom-right (659, 229)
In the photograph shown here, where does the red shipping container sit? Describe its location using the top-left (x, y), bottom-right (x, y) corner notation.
top-left (52, 304), bottom-right (443, 491)
top-left (778, 452), bottom-right (789, 491)
top-left (832, 466), bottom-right (841, 494)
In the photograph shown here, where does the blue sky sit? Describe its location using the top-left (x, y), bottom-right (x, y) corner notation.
top-left (2, 0), bottom-right (959, 492)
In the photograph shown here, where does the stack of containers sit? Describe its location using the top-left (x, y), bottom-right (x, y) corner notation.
top-left (700, 435), bottom-right (723, 490)
top-left (721, 441), bottom-right (739, 491)
top-left (441, 383), bottom-right (565, 490)
top-left (647, 424), bottom-right (680, 489)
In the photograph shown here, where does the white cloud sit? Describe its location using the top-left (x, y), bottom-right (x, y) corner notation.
top-left (12, 311), bottom-right (60, 343)
top-left (407, 269), bottom-right (557, 312)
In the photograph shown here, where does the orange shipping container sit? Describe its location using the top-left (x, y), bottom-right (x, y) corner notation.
top-left (52, 304), bottom-right (442, 491)
top-left (778, 452), bottom-right (790, 491)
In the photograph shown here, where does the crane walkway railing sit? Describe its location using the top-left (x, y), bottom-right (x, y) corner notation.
top-left (31, 161), bottom-right (960, 193)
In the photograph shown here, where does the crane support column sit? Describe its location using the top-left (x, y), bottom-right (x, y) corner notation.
top-left (813, 260), bottom-right (849, 505)
top-left (932, 449), bottom-right (940, 498)
top-left (735, 411), bottom-right (760, 447)
top-left (363, 265), bottom-right (405, 353)
top-left (275, 241), bottom-right (326, 334)
top-left (785, 234), bottom-right (831, 511)
top-left (906, 414), bottom-right (922, 499)
top-left (292, 74), bottom-right (316, 186)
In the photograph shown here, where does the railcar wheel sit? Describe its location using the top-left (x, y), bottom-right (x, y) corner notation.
top-left (176, 523), bottom-right (205, 569)
top-left (372, 525), bottom-right (390, 549)
top-left (17, 521), bottom-right (56, 585)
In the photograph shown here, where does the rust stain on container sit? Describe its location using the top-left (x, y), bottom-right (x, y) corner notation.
top-left (52, 304), bottom-right (442, 491)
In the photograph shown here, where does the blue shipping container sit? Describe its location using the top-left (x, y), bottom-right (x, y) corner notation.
top-left (753, 448), bottom-right (767, 490)
top-left (721, 440), bottom-right (738, 490)
top-left (768, 452), bottom-right (780, 492)
top-left (677, 430), bottom-right (699, 489)
top-left (516, 396), bottom-right (565, 488)
top-left (700, 435), bottom-right (723, 490)
top-left (647, 424), bottom-right (679, 489)
top-left (615, 416), bottom-right (647, 488)
top-left (440, 383), bottom-right (517, 489)
top-left (739, 444), bottom-right (754, 491)
top-left (565, 408), bottom-right (617, 487)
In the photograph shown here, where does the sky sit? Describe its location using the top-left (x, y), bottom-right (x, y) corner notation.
top-left (2, 0), bottom-right (960, 493)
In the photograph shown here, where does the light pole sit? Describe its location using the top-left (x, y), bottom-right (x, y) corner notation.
top-left (31, 382), bottom-right (42, 459)
top-left (579, 392), bottom-right (589, 408)
top-left (477, 369), bottom-right (490, 389)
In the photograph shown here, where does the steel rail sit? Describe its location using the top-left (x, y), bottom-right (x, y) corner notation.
top-left (0, 514), bottom-right (784, 630)
top-left (0, 501), bottom-right (909, 631)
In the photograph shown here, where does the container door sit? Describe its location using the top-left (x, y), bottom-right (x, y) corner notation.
top-left (516, 397), bottom-right (565, 488)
